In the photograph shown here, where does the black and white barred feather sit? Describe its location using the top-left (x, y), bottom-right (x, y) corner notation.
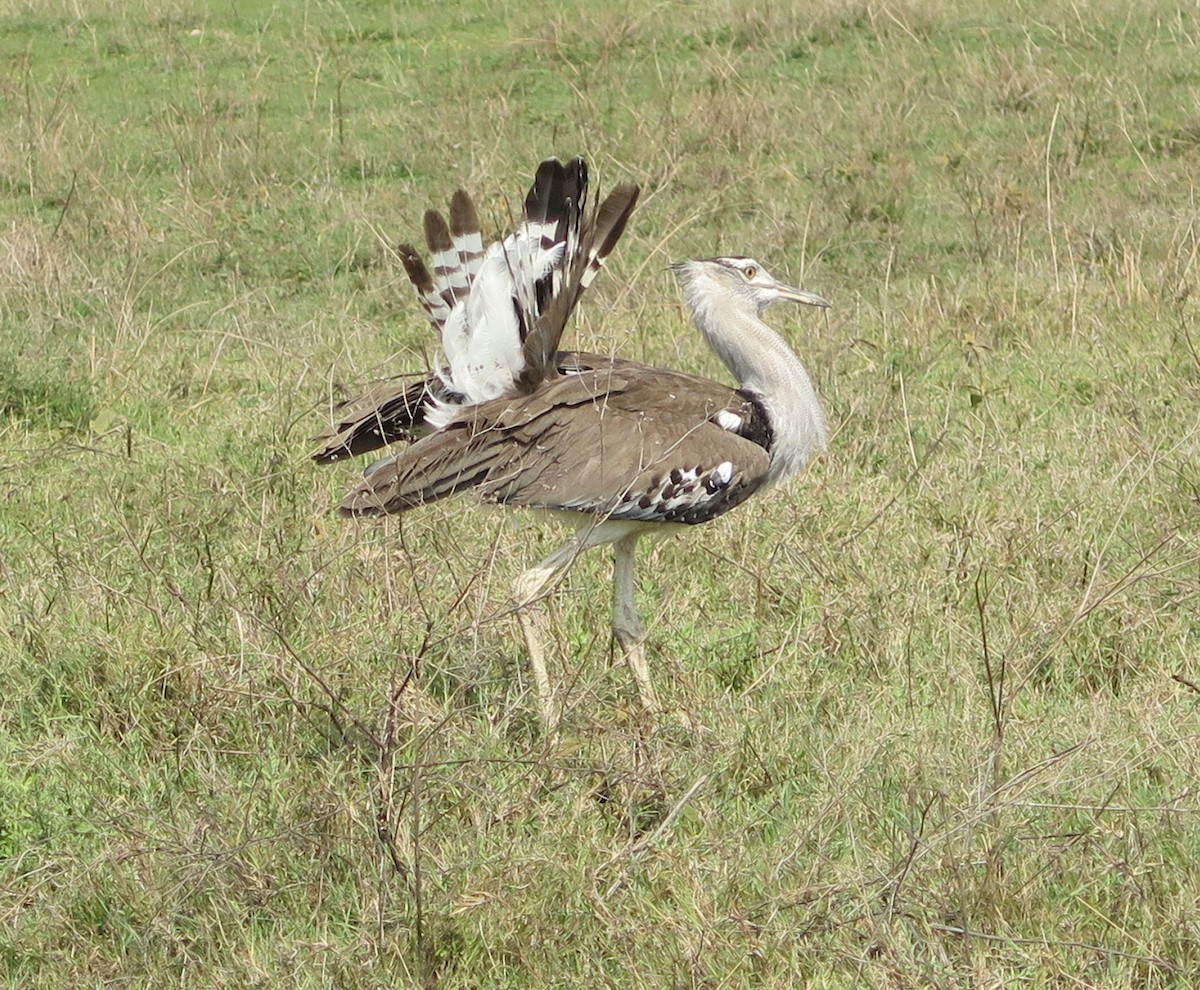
top-left (396, 157), bottom-right (636, 429)
top-left (313, 158), bottom-right (638, 464)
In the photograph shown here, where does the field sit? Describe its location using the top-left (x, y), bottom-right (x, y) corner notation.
top-left (2, 0), bottom-right (1199, 985)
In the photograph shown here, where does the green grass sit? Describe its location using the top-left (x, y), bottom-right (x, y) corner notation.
top-left (2, 0), bottom-right (1199, 985)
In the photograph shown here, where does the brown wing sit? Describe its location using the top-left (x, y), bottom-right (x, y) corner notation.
top-left (338, 365), bottom-right (774, 527)
top-left (311, 375), bottom-right (443, 463)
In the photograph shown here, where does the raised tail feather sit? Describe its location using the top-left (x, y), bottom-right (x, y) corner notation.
top-left (508, 158), bottom-right (586, 350)
top-left (449, 190), bottom-right (484, 283)
top-left (397, 244), bottom-right (445, 329)
top-left (517, 177), bottom-right (639, 392)
top-left (400, 156), bottom-right (639, 410)
top-left (313, 157), bottom-right (640, 462)
top-left (432, 157), bottom-right (586, 410)
top-left (399, 191), bottom-right (486, 334)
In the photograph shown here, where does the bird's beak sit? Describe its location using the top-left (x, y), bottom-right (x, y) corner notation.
top-left (775, 282), bottom-right (832, 309)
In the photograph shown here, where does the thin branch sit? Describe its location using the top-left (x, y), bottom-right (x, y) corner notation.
top-left (931, 923), bottom-right (1176, 971)
top-left (49, 168), bottom-right (77, 240)
top-left (600, 773), bottom-right (709, 899)
top-left (1172, 672), bottom-right (1200, 696)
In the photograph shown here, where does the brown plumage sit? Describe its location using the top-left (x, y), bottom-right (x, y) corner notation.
top-left (338, 366), bottom-right (772, 525)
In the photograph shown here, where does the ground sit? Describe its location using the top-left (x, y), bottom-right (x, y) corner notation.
top-left (1, 0), bottom-right (1198, 986)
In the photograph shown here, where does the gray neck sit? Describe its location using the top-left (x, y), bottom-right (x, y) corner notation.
top-left (684, 284), bottom-right (827, 484)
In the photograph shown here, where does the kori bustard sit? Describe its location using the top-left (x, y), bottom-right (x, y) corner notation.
top-left (315, 157), bottom-right (829, 727)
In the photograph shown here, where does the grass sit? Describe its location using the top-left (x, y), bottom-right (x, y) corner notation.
top-left (2, 0), bottom-right (1199, 985)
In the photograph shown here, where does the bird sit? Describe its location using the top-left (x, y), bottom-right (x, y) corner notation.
top-left (316, 157), bottom-right (830, 729)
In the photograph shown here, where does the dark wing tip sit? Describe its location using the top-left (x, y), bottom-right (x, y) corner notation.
top-left (449, 189), bottom-right (479, 236)
top-left (397, 243), bottom-right (435, 294)
top-left (423, 209), bottom-right (453, 253)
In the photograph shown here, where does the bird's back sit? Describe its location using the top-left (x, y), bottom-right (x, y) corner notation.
top-left (313, 352), bottom-right (632, 464)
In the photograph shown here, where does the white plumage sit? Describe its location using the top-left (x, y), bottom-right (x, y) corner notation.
top-left (431, 237), bottom-right (567, 424)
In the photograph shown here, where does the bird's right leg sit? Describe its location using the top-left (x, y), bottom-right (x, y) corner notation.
top-left (611, 532), bottom-right (659, 715)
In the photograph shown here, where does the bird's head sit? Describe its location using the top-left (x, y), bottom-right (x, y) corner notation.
top-left (670, 257), bottom-right (830, 316)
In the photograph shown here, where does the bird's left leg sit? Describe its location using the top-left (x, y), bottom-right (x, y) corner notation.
top-left (611, 532), bottom-right (659, 715)
top-left (512, 538), bottom-right (581, 730)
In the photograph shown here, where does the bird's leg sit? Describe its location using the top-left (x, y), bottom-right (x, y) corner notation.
top-left (611, 533), bottom-right (659, 716)
top-left (512, 535), bottom-right (591, 730)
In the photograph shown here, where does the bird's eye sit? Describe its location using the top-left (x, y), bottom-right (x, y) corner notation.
top-left (743, 266), bottom-right (757, 280)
